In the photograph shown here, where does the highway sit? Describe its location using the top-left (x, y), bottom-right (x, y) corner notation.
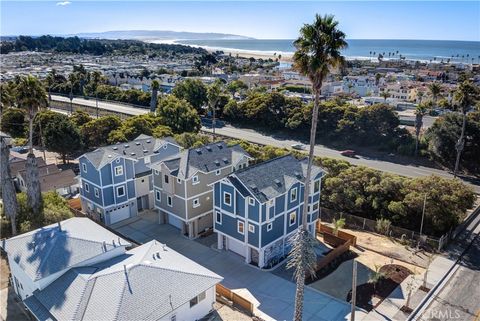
top-left (51, 95), bottom-right (479, 193)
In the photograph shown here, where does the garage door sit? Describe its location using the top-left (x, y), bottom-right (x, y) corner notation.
top-left (109, 205), bottom-right (130, 224)
top-left (228, 237), bottom-right (245, 257)
top-left (168, 214), bottom-right (183, 230)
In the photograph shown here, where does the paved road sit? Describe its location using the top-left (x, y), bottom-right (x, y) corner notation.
top-left (51, 95), bottom-right (479, 192)
top-left (203, 125), bottom-right (480, 193)
top-left (112, 212), bottom-right (358, 321)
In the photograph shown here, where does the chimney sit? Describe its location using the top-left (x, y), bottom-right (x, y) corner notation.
top-left (102, 241), bottom-right (107, 252)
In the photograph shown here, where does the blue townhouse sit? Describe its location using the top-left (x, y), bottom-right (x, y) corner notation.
top-left (78, 134), bottom-right (181, 225)
top-left (213, 155), bottom-right (325, 268)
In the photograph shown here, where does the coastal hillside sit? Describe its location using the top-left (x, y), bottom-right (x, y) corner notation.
top-left (72, 30), bottom-right (254, 41)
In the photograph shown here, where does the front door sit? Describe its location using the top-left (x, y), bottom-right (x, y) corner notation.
top-left (136, 197), bottom-right (143, 211)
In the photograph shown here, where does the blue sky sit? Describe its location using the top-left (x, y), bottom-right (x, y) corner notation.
top-left (1, 1), bottom-right (479, 41)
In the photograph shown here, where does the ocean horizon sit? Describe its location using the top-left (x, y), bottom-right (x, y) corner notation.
top-left (173, 39), bottom-right (480, 63)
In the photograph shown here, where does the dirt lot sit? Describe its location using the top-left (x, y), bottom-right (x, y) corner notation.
top-left (211, 302), bottom-right (254, 321)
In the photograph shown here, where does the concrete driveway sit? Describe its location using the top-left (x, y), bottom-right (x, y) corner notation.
top-left (112, 212), bottom-right (355, 321)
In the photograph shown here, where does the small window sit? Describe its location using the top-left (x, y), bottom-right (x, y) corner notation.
top-left (248, 197), bottom-right (255, 206)
top-left (216, 211), bottom-right (222, 224)
top-left (193, 198), bottom-right (200, 208)
top-left (155, 190), bottom-right (161, 201)
top-left (116, 159), bottom-right (121, 163)
top-left (290, 188), bottom-right (298, 202)
top-left (198, 291), bottom-right (206, 302)
top-left (171, 315), bottom-right (176, 321)
top-left (313, 203), bottom-right (319, 211)
top-left (167, 196), bottom-right (172, 207)
top-left (248, 224), bottom-right (255, 233)
top-left (164, 175), bottom-right (169, 184)
top-left (267, 223), bottom-right (273, 231)
top-left (314, 180), bottom-right (320, 193)
top-left (116, 186), bottom-right (125, 197)
top-left (189, 296), bottom-right (198, 308)
top-left (224, 192), bottom-right (232, 206)
top-left (114, 166), bottom-right (123, 176)
top-left (154, 170), bottom-right (159, 175)
top-left (177, 178), bottom-right (182, 184)
top-left (192, 175), bottom-right (199, 185)
top-left (82, 163), bottom-right (87, 173)
top-left (289, 211), bottom-right (296, 226)
top-left (237, 221), bottom-right (244, 235)
top-left (215, 169), bottom-right (221, 176)
top-left (84, 183), bottom-right (90, 192)
top-left (94, 188), bottom-right (99, 198)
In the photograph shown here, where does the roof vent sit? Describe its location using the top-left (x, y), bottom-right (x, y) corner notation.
top-left (143, 149), bottom-right (148, 153)
top-left (206, 146), bottom-right (212, 151)
top-left (123, 150), bottom-right (126, 155)
top-left (108, 154), bottom-right (112, 158)
top-left (214, 160), bottom-right (220, 166)
top-left (113, 147), bottom-right (118, 150)
top-left (124, 144), bottom-right (129, 148)
top-left (294, 171), bottom-right (302, 179)
top-left (249, 184), bottom-right (258, 192)
top-left (135, 142), bottom-right (140, 146)
top-left (274, 179), bottom-right (282, 186)
top-left (130, 152), bottom-right (136, 156)
top-left (222, 157), bottom-right (228, 163)
top-left (217, 144), bottom-right (223, 149)
top-left (156, 252), bottom-right (161, 259)
top-left (196, 149), bottom-right (202, 154)
top-left (146, 140), bottom-right (151, 143)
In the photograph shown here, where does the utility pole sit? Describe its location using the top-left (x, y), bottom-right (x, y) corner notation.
top-left (350, 260), bottom-right (357, 321)
top-left (420, 193), bottom-right (427, 235)
top-left (96, 91), bottom-right (99, 118)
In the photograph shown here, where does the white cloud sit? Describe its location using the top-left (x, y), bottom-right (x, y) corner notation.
top-left (56, 1), bottom-right (71, 6)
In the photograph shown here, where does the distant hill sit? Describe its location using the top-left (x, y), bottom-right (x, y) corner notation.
top-left (72, 30), bottom-right (254, 41)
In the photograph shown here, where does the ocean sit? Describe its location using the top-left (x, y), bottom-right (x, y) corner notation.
top-left (175, 39), bottom-right (480, 63)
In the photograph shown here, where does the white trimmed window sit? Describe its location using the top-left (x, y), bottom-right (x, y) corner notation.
top-left (290, 187), bottom-right (298, 202)
top-left (167, 196), bottom-right (173, 207)
top-left (192, 175), bottom-right (199, 185)
top-left (248, 224), bottom-right (255, 233)
top-left (314, 180), bottom-right (320, 193)
top-left (237, 221), bottom-right (244, 234)
top-left (177, 178), bottom-right (182, 184)
top-left (84, 183), bottom-right (90, 192)
top-left (94, 188), bottom-right (99, 198)
top-left (155, 190), bottom-right (161, 201)
top-left (267, 222), bottom-right (273, 231)
top-left (224, 192), bottom-right (232, 206)
top-left (164, 175), bottom-right (169, 184)
top-left (193, 198), bottom-right (200, 208)
top-left (116, 186), bottom-right (125, 197)
top-left (82, 163), bottom-right (87, 173)
top-left (114, 166), bottom-right (123, 176)
top-left (289, 211), bottom-right (297, 226)
top-left (248, 197), bottom-right (255, 206)
top-left (154, 169), bottom-right (159, 175)
top-left (215, 169), bottom-right (221, 176)
top-left (216, 211), bottom-right (222, 224)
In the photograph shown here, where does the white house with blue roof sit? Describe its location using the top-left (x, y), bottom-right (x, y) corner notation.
top-left (213, 155), bottom-right (325, 269)
top-left (78, 135), bottom-right (181, 225)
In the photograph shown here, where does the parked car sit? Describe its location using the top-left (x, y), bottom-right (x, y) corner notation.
top-left (11, 146), bottom-right (28, 154)
top-left (340, 150), bottom-right (356, 157)
top-left (291, 143), bottom-right (305, 150)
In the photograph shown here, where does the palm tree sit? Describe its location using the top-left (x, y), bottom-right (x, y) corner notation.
top-left (150, 80), bottom-right (160, 113)
top-left (45, 69), bottom-right (57, 103)
top-left (414, 103), bottom-right (428, 156)
top-left (428, 83), bottom-right (442, 109)
top-left (288, 14), bottom-right (347, 321)
top-left (453, 81), bottom-right (480, 177)
top-left (207, 80), bottom-right (224, 139)
top-left (15, 75), bottom-right (47, 217)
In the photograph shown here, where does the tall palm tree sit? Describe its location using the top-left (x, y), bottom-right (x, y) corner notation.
top-left (15, 75), bottom-right (47, 217)
top-left (453, 81), bottom-right (480, 177)
top-left (150, 80), bottom-right (160, 113)
top-left (414, 103), bottom-right (428, 156)
top-left (428, 83), bottom-right (442, 109)
top-left (288, 14), bottom-right (347, 321)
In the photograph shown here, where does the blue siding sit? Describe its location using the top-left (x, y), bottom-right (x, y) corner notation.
top-left (268, 206), bottom-right (275, 220)
top-left (127, 180), bottom-right (135, 199)
top-left (287, 182), bottom-right (301, 210)
top-left (214, 182), bottom-right (221, 207)
top-left (248, 200), bottom-right (259, 222)
top-left (236, 192), bottom-right (245, 217)
top-left (101, 164), bottom-right (112, 186)
top-left (261, 215), bottom-right (284, 247)
top-left (220, 183), bottom-right (235, 213)
top-left (261, 204), bottom-right (267, 223)
top-left (248, 222), bottom-right (259, 247)
top-left (275, 195), bottom-right (285, 215)
top-left (215, 214), bottom-right (245, 242)
top-left (81, 180), bottom-right (101, 205)
top-left (103, 187), bottom-right (114, 206)
top-left (286, 205), bottom-right (303, 235)
top-left (115, 183), bottom-right (128, 203)
top-left (125, 159), bottom-right (134, 179)
top-left (79, 156), bottom-right (100, 186)
top-left (112, 158), bottom-right (127, 184)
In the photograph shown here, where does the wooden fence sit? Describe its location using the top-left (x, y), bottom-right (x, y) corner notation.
top-left (315, 238), bottom-right (352, 272)
top-left (317, 221), bottom-right (357, 246)
top-left (216, 284), bottom-right (254, 315)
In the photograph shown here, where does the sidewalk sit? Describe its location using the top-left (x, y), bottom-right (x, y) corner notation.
top-left (361, 206), bottom-right (480, 321)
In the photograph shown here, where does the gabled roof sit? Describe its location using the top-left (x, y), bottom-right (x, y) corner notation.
top-left (1, 218), bottom-right (130, 281)
top-left (82, 135), bottom-right (179, 169)
top-left (9, 157), bottom-right (46, 178)
top-left (24, 241), bottom-right (222, 321)
top-left (150, 141), bottom-right (250, 179)
top-left (227, 154), bottom-right (325, 203)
